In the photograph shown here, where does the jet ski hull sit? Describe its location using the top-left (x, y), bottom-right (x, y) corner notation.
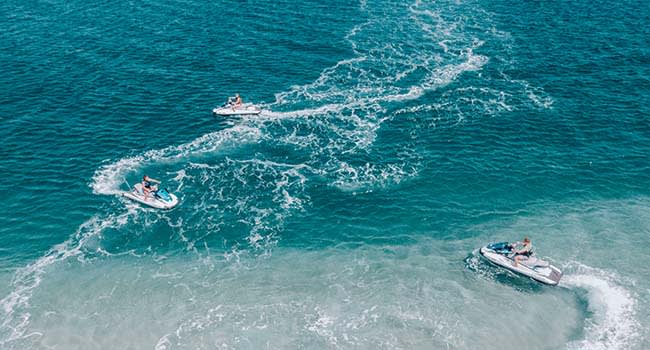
top-left (212, 103), bottom-right (261, 116)
top-left (123, 184), bottom-right (179, 210)
top-left (479, 244), bottom-right (562, 286)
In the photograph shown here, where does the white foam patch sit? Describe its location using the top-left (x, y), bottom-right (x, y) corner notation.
top-left (562, 263), bottom-right (639, 350)
top-left (165, 158), bottom-right (314, 255)
top-left (330, 161), bottom-right (417, 192)
top-left (505, 76), bottom-right (555, 110)
top-left (261, 103), bottom-right (345, 120)
top-left (421, 48), bottom-right (489, 90)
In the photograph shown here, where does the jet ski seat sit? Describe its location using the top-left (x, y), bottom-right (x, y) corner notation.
top-left (522, 256), bottom-right (549, 268)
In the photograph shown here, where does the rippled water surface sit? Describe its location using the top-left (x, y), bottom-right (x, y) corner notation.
top-left (1, 0), bottom-right (649, 349)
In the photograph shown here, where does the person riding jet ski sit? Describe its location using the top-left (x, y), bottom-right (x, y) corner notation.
top-left (509, 237), bottom-right (532, 267)
top-left (233, 93), bottom-right (243, 108)
top-left (479, 237), bottom-right (562, 285)
top-left (141, 175), bottom-right (160, 199)
top-left (226, 93), bottom-right (243, 110)
top-left (213, 94), bottom-right (260, 116)
top-left (123, 175), bottom-right (179, 209)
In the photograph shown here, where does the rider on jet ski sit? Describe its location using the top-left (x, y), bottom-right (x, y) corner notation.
top-left (509, 237), bottom-right (532, 267)
top-left (227, 93), bottom-right (243, 110)
top-left (142, 175), bottom-right (160, 199)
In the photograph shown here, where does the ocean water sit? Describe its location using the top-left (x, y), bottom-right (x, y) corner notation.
top-left (1, 0), bottom-right (649, 348)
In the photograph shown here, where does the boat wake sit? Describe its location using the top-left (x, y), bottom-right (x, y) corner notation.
top-left (467, 249), bottom-right (640, 349)
top-left (561, 262), bottom-right (639, 350)
top-left (91, 125), bottom-right (262, 196)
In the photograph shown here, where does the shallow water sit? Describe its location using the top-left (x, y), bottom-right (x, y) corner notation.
top-left (1, 0), bottom-right (649, 349)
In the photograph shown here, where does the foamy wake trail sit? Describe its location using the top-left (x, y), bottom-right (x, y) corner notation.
top-left (175, 158), bottom-right (313, 253)
top-left (91, 125), bottom-right (262, 195)
top-left (561, 262), bottom-right (639, 350)
top-left (260, 1), bottom-right (501, 192)
top-left (0, 211), bottom-right (133, 348)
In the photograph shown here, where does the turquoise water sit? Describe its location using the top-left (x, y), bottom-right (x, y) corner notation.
top-left (1, 0), bottom-right (649, 348)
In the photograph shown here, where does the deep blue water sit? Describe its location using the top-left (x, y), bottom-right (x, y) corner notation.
top-left (1, 0), bottom-right (649, 349)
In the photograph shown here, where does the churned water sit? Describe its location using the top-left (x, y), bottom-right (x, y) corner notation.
top-left (1, 0), bottom-right (649, 349)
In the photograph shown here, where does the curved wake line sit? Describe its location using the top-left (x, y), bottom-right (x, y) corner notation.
top-left (257, 1), bottom-right (493, 194)
top-left (561, 262), bottom-right (639, 350)
top-left (91, 125), bottom-right (262, 196)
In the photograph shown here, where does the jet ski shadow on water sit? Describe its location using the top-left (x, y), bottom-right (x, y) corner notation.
top-left (478, 242), bottom-right (563, 286)
top-left (123, 183), bottom-right (179, 210)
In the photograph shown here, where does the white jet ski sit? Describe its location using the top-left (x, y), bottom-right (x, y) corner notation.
top-left (212, 102), bottom-right (261, 116)
top-left (479, 242), bottom-right (562, 285)
top-left (123, 183), bottom-right (179, 210)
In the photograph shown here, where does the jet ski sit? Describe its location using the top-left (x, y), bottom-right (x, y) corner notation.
top-left (212, 102), bottom-right (261, 116)
top-left (123, 183), bottom-right (179, 209)
top-left (479, 242), bottom-right (562, 285)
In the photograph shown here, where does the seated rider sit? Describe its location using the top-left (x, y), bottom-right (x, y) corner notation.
top-left (510, 237), bottom-right (532, 267)
top-left (141, 175), bottom-right (160, 199)
top-left (232, 93), bottom-right (243, 109)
